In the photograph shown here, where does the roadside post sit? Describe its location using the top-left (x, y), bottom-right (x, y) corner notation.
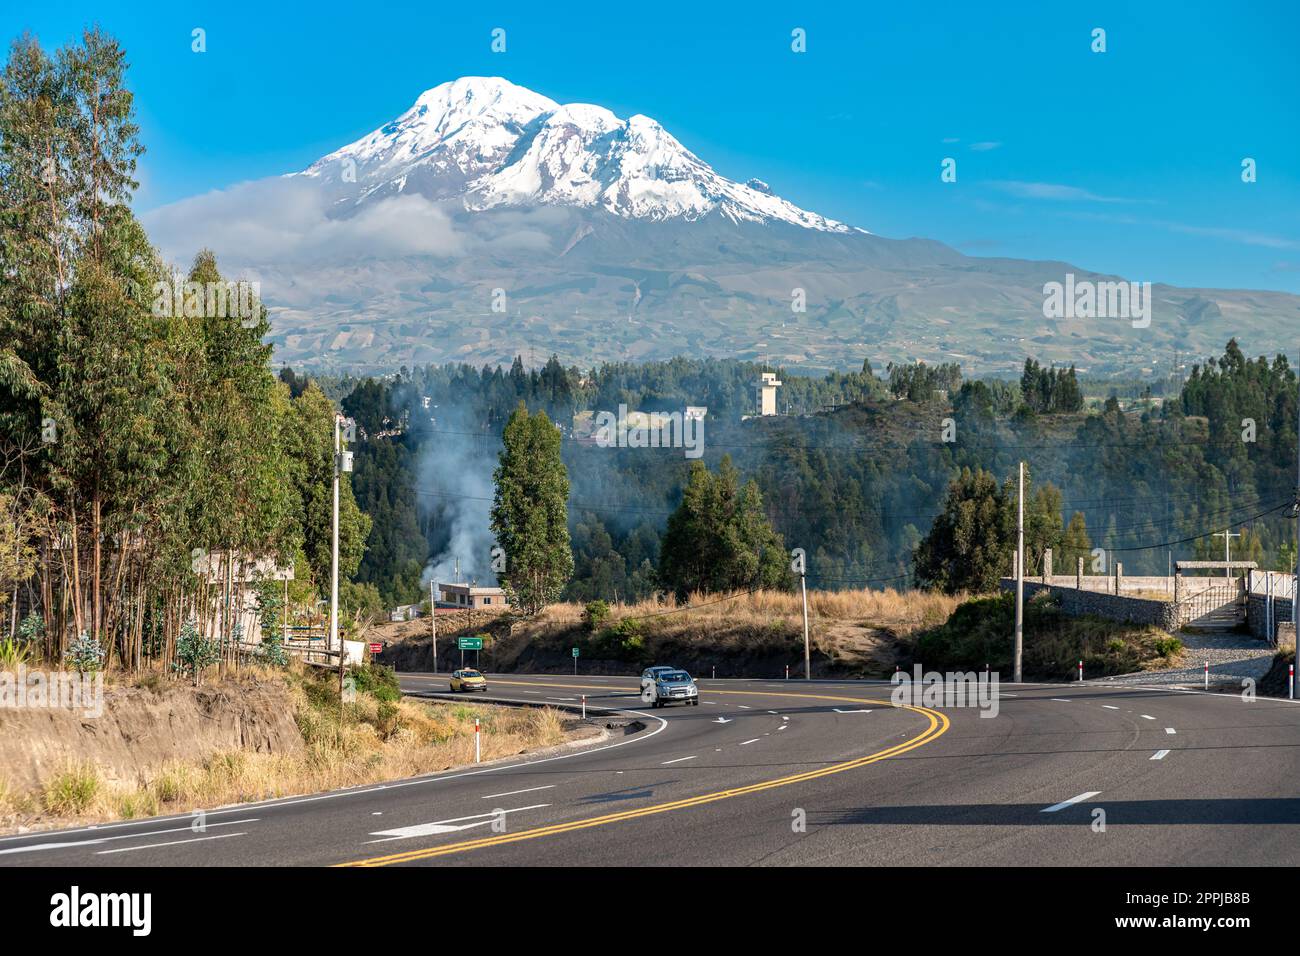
top-left (474, 719), bottom-right (481, 763)
top-left (1077, 659), bottom-right (1083, 682)
top-left (581, 695), bottom-right (586, 719)
top-left (785, 664), bottom-right (789, 681)
top-left (572, 646), bottom-right (579, 675)
top-left (1290, 663), bottom-right (1294, 700)
top-left (1204, 660), bottom-right (1209, 690)
top-left (712, 665), bottom-right (716, 680)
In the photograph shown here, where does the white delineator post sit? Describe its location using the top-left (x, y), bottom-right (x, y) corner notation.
top-left (1204, 661), bottom-right (1209, 690)
top-left (1290, 663), bottom-right (1294, 701)
top-left (785, 664), bottom-right (789, 681)
top-left (581, 695), bottom-right (586, 719)
top-left (474, 719), bottom-right (481, 763)
top-left (1014, 461), bottom-right (1025, 684)
top-left (1077, 659), bottom-right (1083, 682)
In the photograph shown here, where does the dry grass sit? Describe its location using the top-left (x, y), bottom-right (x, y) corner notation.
top-left (0, 669), bottom-right (576, 833)
top-left (544, 587), bottom-right (961, 634)
top-left (525, 587), bottom-right (964, 669)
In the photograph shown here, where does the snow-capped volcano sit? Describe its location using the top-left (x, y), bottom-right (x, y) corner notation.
top-left (302, 77), bottom-right (861, 233)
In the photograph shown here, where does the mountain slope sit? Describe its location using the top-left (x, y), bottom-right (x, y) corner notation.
top-left (142, 78), bottom-right (1300, 377)
top-left (300, 76), bottom-right (859, 233)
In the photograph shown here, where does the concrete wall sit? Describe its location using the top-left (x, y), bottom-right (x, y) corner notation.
top-left (1037, 574), bottom-right (1226, 597)
top-left (1001, 579), bottom-right (1181, 630)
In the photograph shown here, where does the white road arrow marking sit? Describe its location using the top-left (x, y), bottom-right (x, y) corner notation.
top-left (1041, 791), bottom-right (1101, 813)
top-left (367, 804), bottom-right (550, 842)
top-left (712, 717), bottom-right (732, 724)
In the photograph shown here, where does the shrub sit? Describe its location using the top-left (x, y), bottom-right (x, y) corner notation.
top-left (582, 600), bottom-right (611, 631)
top-left (0, 636), bottom-right (32, 669)
top-left (64, 632), bottom-right (105, 675)
top-left (174, 618), bottom-right (220, 685)
top-left (1153, 636), bottom-right (1182, 658)
top-left (17, 612), bottom-right (44, 643)
top-left (42, 763), bottom-right (101, 815)
top-left (348, 662), bottom-right (401, 702)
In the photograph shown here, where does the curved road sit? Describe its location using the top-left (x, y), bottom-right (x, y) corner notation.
top-left (0, 673), bottom-right (1297, 866)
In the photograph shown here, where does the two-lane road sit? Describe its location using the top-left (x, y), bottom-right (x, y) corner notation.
top-left (1, 673), bottom-right (1297, 866)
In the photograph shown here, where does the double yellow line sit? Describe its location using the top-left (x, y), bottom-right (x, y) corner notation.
top-left (337, 682), bottom-right (949, 867)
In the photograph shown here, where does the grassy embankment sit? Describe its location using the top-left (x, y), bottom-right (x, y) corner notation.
top-left (907, 590), bottom-right (1184, 680)
top-left (0, 662), bottom-right (570, 831)
top-left (383, 588), bottom-right (963, 677)
top-left (385, 587), bottom-right (1184, 682)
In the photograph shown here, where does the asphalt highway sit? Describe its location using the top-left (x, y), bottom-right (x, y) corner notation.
top-left (1, 672), bottom-right (1297, 866)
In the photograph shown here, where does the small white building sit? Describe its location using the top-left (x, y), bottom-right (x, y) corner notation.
top-left (437, 582), bottom-right (509, 610)
top-left (756, 371), bottom-right (782, 416)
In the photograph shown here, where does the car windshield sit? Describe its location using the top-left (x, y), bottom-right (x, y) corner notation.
top-left (462, 671), bottom-right (482, 678)
top-left (659, 672), bottom-right (691, 683)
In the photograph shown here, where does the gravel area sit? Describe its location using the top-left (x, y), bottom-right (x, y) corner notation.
top-left (1097, 629), bottom-right (1277, 687)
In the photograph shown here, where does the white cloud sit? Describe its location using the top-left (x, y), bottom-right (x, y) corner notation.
top-left (142, 175), bottom-right (467, 269)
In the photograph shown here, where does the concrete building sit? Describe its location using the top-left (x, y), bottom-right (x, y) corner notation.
top-left (437, 582), bottom-right (508, 610)
top-left (756, 371), bottom-right (782, 416)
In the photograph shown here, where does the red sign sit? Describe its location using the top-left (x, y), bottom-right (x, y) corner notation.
top-left (369, 642), bottom-right (383, 654)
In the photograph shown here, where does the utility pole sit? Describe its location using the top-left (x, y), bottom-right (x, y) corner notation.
top-left (331, 415), bottom-right (353, 698)
top-left (429, 579), bottom-right (438, 674)
top-left (1014, 461), bottom-right (1024, 684)
top-left (1293, 354), bottom-right (1299, 661)
top-left (1213, 529), bottom-right (1241, 581)
top-left (331, 414), bottom-right (342, 697)
top-left (800, 564), bottom-right (811, 680)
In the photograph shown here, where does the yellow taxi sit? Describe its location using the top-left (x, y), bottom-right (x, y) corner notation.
top-left (449, 669), bottom-right (488, 692)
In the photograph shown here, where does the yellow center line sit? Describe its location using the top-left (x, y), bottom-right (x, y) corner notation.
top-left (341, 682), bottom-right (949, 867)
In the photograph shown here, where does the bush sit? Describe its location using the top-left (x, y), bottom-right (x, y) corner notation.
top-left (596, 618), bottom-right (647, 661)
top-left (1153, 636), bottom-right (1183, 658)
top-left (174, 618), bottom-right (220, 685)
top-left (64, 632), bottom-right (105, 675)
top-left (0, 636), bottom-right (32, 668)
top-left (348, 662), bottom-right (401, 702)
top-left (42, 763), bottom-right (100, 815)
top-left (912, 591), bottom-right (1177, 680)
top-left (582, 600), bottom-right (611, 631)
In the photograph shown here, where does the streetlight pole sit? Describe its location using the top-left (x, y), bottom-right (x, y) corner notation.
top-left (1014, 461), bottom-right (1024, 684)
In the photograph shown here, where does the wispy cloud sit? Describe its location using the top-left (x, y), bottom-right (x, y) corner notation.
top-left (969, 141), bottom-right (1001, 152)
top-left (988, 180), bottom-right (1150, 204)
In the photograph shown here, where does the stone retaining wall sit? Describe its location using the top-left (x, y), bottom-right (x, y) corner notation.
top-left (1246, 592), bottom-right (1295, 642)
top-left (1001, 579), bottom-right (1181, 630)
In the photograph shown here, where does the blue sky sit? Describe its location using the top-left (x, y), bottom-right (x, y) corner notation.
top-left (6, 0), bottom-right (1299, 292)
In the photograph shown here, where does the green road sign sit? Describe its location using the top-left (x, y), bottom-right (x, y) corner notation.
top-left (459, 637), bottom-right (484, 651)
top-left (572, 647), bottom-right (580, 658)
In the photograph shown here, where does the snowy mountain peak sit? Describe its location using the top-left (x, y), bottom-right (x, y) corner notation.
top-left (303, 77), bottom-right (862, 233)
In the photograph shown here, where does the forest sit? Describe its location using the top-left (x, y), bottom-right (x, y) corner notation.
top-left (331, 339), bottom-right (1298, 607)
